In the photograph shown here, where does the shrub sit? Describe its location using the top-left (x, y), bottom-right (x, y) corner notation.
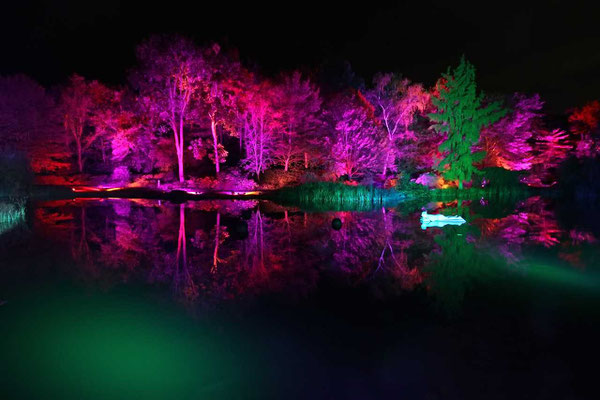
top-left (110, 166), bottom-right (131, 184)
top-left (260, 169), bottom-right (302, 189)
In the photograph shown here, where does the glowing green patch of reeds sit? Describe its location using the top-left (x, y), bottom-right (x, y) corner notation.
top-left (275, 182), bottom-right (405, 211)
top-left (0, 201), bottom-right (26, 235)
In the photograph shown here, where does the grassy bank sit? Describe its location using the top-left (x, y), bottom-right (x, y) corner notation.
top-left (274, 180), bottom-right (541, 211)
top-left (274, 182), bottom-right (406, 211)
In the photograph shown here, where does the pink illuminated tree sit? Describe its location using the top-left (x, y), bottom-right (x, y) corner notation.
top-left (240, 81), bottom-right (283, 177)
top-left (365, 73), bottom-right (404, 177)
top-left (60, 74), bottom-right (113, 173)
top-left (224, 67), bottom-right (257, 156)
top-left (195, 44), bottom-right (244, 175)
top-left (479, 93), bottom-right (543, 171)
top-left (272, 71), bottom-right (322, 171)
top-left (527, 128), bottom-right (571, 186)
top-left (86, 88), bottom-right (140, 167)
top-left (366, 73), bottom-right (430, 176)
top-left (329, 92), bottom-right (381, 180)
top-left (131, 35), bottom-right (202, 183)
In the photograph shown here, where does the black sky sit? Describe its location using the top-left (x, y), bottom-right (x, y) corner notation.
top-left (2, 0), bottom-right (599, 112)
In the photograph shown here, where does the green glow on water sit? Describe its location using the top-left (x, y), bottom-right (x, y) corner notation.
top-left (1, 289), bottom-right (247, 399)
top-left (519, 259), bottom-right (600, 290)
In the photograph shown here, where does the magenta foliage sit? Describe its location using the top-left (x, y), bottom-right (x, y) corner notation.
top-left (271, 71), bottom-right (322, 171)
top-left (329, 92), bottom-right (381, 179)
top-left (240, 81), bottom-right (283, 177)
top-left (480, 93), bottom-right (542, 171)
top-left (132, 35), bottom-right (203, 182)
top-left (366, 73), bottom-right (430, 176)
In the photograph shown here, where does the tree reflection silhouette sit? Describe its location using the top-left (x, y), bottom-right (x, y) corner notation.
top-left (26, 196), bottom-right (598, 309)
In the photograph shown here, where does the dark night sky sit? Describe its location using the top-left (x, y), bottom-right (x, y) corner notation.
top-left (2, 0), bottom-right (599, 112)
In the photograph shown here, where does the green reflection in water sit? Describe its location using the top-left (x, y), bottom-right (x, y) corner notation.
top-left (425, 225), bottom-right (500, 314)
top-left (519, 259), bottom-right (600, 290)
top-left (1, 287), bottom-right (248, 400)
top-left (426, 225), bottom-right (600, 315)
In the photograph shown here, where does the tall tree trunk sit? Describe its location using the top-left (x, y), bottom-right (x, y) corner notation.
top-left (177, 151), bottom-right (184, 183)
top-left (381, 152), bottom-right (389, 177)
top-left (174, 119), bottom-right (185, 183)
top-left (210, 116), bottom-right (220, 175)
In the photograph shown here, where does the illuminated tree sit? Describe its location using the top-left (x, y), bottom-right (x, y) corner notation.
top-left (329, 92), bottom-right (381, 180)
top-left (131, 35), bottom-right (202, 183)
top-left (568, 100), bottom-right (600, 158)
top-left (366, 73), bottom-right (429, 176)
top-left (240, 81), bottom-right (282, 177)
top-left (85, 87), bottom-right (143, 171)
top-left (527, 128), bottom-right (571, 186)
top-left (60, 74), bottom-right (113, 173)
top-left (429, 57), bottom-right (506, 188)
top-left (272, 71), bottom-right (322, 171)
top-left (568, 100), bottom-right (600, 140)
top-left (480, 93), bottom-right (543, 171)
top-left (195, 44), bottom-right (244, 175)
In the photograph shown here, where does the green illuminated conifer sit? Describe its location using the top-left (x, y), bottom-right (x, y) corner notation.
top-left (429, 57), bottom-right (506, 189)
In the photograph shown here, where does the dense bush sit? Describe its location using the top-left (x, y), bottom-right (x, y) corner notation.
top-left (110, 166), bottom-right (131, 184)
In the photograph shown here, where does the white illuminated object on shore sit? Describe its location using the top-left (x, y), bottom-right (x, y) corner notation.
top-left (420, 211), bottom-right (466, 230)
top-left (183, 190), bottom-right (204, 195)
top-left (215, 190), bottom-right (262, 196)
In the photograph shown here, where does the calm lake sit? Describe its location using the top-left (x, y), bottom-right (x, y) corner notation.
top-left (2, 196), bottom-right (600, 399)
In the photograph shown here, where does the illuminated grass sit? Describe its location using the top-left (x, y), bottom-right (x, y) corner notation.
top-left (274, 182), bottom-right (405, 211)
top-left (0, 201), bottom-right (26, 235)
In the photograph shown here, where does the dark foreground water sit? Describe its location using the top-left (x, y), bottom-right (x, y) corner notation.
top-left (1, 196), bottom-right (600, 399)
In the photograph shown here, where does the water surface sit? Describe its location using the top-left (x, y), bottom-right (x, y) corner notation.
top-left (1, 196), bottom-right (599, 399)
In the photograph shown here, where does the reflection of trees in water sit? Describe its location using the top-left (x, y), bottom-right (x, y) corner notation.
top-left (375, 208), bottom-right (423, 290)
top-left (34, 196), bottom-right (596, 305)
top-left (173, 204), bottom-right (198, 303)
top-left (71, 206), bottom-right (92, 270)
top-left (423, 226), bottom-right (500, 315)
top-left (53, 201), bottom-right (439, 302)
top-left (474, 196), bottom-right (583, 264)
